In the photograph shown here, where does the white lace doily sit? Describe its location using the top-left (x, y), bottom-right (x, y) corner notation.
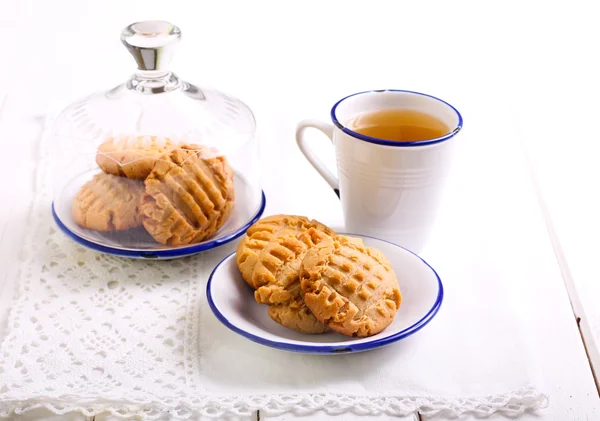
top-left (0, 152), bottom-right (548, 419)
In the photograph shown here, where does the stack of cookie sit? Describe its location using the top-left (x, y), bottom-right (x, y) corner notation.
top-left (236, 215), bottom-right (402, 338)
top-left (72, 135), bottom-right (235, 246)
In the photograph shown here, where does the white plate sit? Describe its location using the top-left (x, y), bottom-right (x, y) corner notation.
top-left (52, 169), bottom-right (265, 259)
top-left (207, 234), bottom-right (443, 354)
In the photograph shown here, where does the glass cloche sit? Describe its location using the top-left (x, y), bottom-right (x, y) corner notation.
top-left (50, 21), bottom-right (264, 259)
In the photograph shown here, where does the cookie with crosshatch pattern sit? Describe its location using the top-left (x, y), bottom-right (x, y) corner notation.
top-left (140, 144), bottom-right (234, 245)
top-left (253, 227), bottom-right (333, 333)
top-left (235, 215), bottom-right (334, 290)
top-left (253, 227), bottom-right (333, 303)
top-left (300, 235), bottom-right (402, 337)
top-left (235, 215), bottom-right (334, 334)
top-left (96, 135), bottom-right (180, 180)
top-left (72, 172), bottom-right (144, 231)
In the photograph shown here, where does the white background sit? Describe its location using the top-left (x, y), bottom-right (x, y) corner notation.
top-left (0, 1), bottom-right (599, 420)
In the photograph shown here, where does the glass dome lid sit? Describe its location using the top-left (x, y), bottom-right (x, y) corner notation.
top-left (50, 21), bottom-right (264, 259)
top-left (54, 20), bottom-right (256, 154)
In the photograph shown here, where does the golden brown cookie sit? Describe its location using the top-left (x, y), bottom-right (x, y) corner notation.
top-left (140, 144), bottom-right (235, 245)
top-left (253, 228), bottom-right (332, 334)
top-left (254, 228), bottom-right (331, 304)
top-left (235, 215), bottom-right (334, 289)
top-left (236, 234), bottom-right (271, 289)
top-left (96, 135), bottom-right (179, 180)
top-left (268, 301), bottom-right (328, 334)
top-left (72, 172), bottom-right (144, 231)
top-left (300, 235), bottom-right (402, 337)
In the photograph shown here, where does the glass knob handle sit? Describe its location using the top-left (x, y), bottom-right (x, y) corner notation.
top-left (121, 20), bottom-right (181, 72)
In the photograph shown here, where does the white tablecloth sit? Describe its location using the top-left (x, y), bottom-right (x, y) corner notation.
top-left (0, 94), bottom-right (579, 419)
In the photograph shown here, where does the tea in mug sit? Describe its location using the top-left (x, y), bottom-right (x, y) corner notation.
top-left (347, 109), bottom-right (449, 142)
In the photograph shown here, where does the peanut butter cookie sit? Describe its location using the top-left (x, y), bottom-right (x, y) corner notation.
top-left (300, 235), bottom-right (402, 337)
top-left (235, 215), bottom-right (334, 289)
top-left (140, 144), bottom-right (235, 245)
top-left (253, 227), bottom-right (333, 300)
top-left (72, 172), bottom-right (144, 231)
top-left (268, 300), bottom-right (328, 334)
top-left (96, 135), bottom-right (179, 180)
top-left (253, 228), bottom-right (332, 334)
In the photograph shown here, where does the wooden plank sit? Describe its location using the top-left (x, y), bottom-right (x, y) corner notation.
top-left (94, 413), bottom-right (255, 421)
top-left (515, 89), bottom-right (600, 392)
top-left (260, 413), bottom-right (416, 421)
top-left (523, 146), bottom-right (600, 392)
top-left (0, 410), bottom-right (88, 421)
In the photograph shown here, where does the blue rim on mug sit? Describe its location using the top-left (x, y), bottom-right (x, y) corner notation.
top-left (330, 89), bottom-right (463, 147)
top-left (206, 233), bottom-right (444, 354)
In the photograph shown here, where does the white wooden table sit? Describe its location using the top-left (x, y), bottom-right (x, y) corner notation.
top-left (523, 112), bottom-right (600, 390)
top-left (0, 1), bottom-right (599, 420)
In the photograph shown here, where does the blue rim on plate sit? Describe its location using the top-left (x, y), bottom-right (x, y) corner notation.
top-left (207, 235), bottom-right (443, 354)
top-left (330, 89), bottom-right (463, 147)
top-left (52, 191), bottom-right (266, 259)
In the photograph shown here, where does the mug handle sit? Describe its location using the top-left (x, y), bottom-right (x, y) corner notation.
top-left (295, 119), bottom-right (340, 197)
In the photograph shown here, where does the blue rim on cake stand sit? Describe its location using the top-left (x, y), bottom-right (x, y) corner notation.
top-left (52, 191), bottom-right (266, 259)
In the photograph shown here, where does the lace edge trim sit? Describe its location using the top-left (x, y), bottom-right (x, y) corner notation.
top-left (0, 389), bottom-right (549, 419)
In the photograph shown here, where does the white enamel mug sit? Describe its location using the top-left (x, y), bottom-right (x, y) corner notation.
top-left (296, 89), bottom-right (462, 253)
